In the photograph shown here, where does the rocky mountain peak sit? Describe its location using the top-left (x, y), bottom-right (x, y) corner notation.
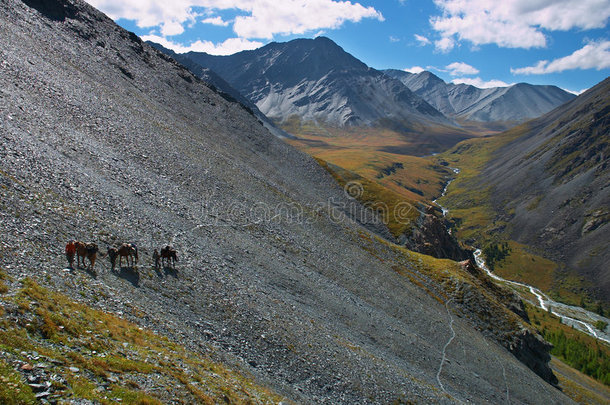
top-left (181, 37), bottom-right (453, 129)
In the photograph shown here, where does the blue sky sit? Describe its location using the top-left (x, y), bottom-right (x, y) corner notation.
top-left (89, 0), bottom-right (610, 94)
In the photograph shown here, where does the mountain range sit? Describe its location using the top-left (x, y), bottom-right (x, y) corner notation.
top-left (0, 0), bottom-right (581, 403)
top-left (385, 69), bottom-right (576, 125)
top-left (166, 37), bottom-right (574, 142)
top-left (184, 37), bottom-right (453, 130)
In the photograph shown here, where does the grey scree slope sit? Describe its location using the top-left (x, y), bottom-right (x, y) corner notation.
top-left (0, 0), bottom-right (571, 403)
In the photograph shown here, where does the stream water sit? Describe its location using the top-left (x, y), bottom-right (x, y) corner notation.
top-left (435, 169), bottom-right (610, 344)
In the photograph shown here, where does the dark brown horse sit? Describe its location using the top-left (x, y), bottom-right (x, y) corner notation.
top-left (152, 249), bottom-right (160, 268)
top-left (117, 243), bottom-right (138, 267)
top-left (160, 245), bottom-right (178, 267)
top-left (107, 247), bottom-right (118, 271)
top-left (75, 241), bottom-right (99, 271)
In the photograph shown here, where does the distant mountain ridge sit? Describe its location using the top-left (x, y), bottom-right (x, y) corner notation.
top-left (181, 37), bottom-right (453, 129)
top-left (385, 69), bottom-right (576, 124)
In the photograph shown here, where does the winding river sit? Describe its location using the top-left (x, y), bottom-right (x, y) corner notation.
top-left (435, 169), bottom-right (610, 344)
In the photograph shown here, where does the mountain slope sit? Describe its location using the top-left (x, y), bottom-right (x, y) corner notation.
top-left (440, 77), bottom-right (610, 304)
top-left (147, 41), bottom-right (295, 139)
top-left (385, 69), bottom-right (576, 124)
top-left (0, 0), bottom-right (574, 403)
top-left (182, 38), bottom-right (461, 132)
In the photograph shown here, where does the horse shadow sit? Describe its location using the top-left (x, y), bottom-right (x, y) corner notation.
top-left (153, 265), bottom-right (164, 278)
top-left (74, 263), bottom-right (97, 279)
top-left (163, 265), bottom-right (178, 278)
top-left (84, 266), bottom-right (98, 279)
top-left (115, 266), bottom-right (140, 287)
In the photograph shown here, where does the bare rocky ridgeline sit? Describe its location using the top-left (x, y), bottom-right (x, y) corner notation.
top-left (181, 37), bottom-right (458, 131)
top-left (0, 0), bottom-right (572, 403)
top-left (384, 69), bottom-right (576, 125)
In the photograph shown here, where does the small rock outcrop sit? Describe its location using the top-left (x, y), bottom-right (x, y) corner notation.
top-left (508, 329), bottom-right (558, 386)
top-left (401, 206), bottom-right (472, 261)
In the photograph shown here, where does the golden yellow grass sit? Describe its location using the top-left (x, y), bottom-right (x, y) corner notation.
top-left (0, 275), bottom-right (283, 404)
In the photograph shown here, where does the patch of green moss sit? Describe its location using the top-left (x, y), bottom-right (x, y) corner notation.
top-left (0, 358), bottom-right (36, 404)
top-left (526, 195), bottom-right (543, 211)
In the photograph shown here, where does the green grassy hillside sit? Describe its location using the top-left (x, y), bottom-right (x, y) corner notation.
top-left (0, 268), bottom-right (281, 404)
top-left (435, 76), bottom-right (610, 309)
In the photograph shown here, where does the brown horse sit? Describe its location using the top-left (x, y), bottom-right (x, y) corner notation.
top-left (117, 243), bottom-right (138, 267)
top-left (75, 241), bottom-right (99, 271)
top-left (160, 245), bottom-right (178, 267)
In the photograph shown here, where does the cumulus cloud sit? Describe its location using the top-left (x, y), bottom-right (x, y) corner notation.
top-left (201, 16), bottom-right (229, 26)
top-left (232, 1), bottom-right (383, 39)
top-left (389, 36), bottom-right (400, 42)
top-left (434, 36), bottom-right (455, 52)
top-left (89, 0), bottom-right (382, 39)
top-left (446, 62), bottom-right (479, 76)
top-left (511, 40), bottom-right (610, 74)
top-left (161, 20), bottom-right (187, 36)
top-left (451, 77), bottom-right (512, 88)
top-left (414, 34), bottom-right (431, 46)
top-left (142, 34), bottom-right (263, 55)
top-left (403, 66), bottom-right (425, 74)
top-left (430, 0), bottom-right (610, 50)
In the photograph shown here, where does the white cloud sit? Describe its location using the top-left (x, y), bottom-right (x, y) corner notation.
top-left (434, 36), bottom-right (455, 52)
top-left (142, 34), bottom-right (263, 54)
top-left (430, 0), bottom-right (610, 50)
top-left (511, 40), bottom-right (610, 74)
top-left (232, 1), bottom-right (383, 39)
top-left (414, 34), bottom-right (431, 46)
top-left (451, 77), bottom-right (512, 88)
top-left (201, 16), bottom-right (229, 26)
top-left (89, 1), bottom-right (382, 39)
top-left (161, 20), bottom-right (186, 36)
top-left (446, 61), bottom-right (479, 76)
top-left (403, 66), bottom-right (425, 74)
top-left (562, 87), bottom-right (588, 95)
top-left (389, 35), bottom-right (400, 42)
